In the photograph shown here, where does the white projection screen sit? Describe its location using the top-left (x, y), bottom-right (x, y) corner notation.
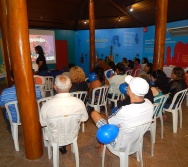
top-left (29, 29), bottom-right (56, 64)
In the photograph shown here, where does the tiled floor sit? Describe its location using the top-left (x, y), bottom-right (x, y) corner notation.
top-left (0, 84), bottom-right (188, 166)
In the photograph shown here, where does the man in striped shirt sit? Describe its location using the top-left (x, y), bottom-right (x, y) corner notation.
top-left (0, 70), bottom-right (42, 132)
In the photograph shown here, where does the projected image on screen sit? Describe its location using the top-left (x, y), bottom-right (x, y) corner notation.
top-left (29, 29), bottom-right (56, 64)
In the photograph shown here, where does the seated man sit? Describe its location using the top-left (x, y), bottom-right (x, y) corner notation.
top-left (91, 76), bottom-right (153, 152)
top-left (40, 75), bottom-right (88, 155)
top-left (0, 70), bottom-right (42, 132)
top-left (131, 58), bottom-right (142, 77)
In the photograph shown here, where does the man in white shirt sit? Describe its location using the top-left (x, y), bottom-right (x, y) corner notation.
top-left (91, 75), bottom-right (153, 152)
top-left (40, 75), bottom-right (88, 154)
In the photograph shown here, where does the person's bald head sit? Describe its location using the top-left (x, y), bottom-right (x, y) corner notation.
top-left (54, 75), bottom-right (72, 93)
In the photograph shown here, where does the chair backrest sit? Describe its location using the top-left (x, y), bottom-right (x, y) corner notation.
top-left (37, 97), bottom-right (53, 112)
top-left (5, 100), bottom-right (20, 124)
top-left (70, 91), bottom-right (87, 103)
top-left (152, 103), bottom-right (161, 120)
top-left (154, 94), bottom-right (169, 117)
top-left (46, 114), bottom-right (83, 146)
top-left (34, 75), bottom-right (46, 84)
top-left (125, 69), bottom-right (133, 75)
top-left (168, 89), bottom-right (187, 110)
top-left (108, 86), bottom-right (124, 100)
top-left (90, 86), bottom-right (109, 105)
top-left (111, 122), bottom-right (151, 155)
top-left (35, 84), bottom-right (46, 98)
top-left (44, 76), bottom-right (54, 91)
top-left (133, 68), bottom-right (142, 77)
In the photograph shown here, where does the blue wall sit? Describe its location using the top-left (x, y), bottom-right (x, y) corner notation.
top-left (75, 28), bottom-right (143, 76)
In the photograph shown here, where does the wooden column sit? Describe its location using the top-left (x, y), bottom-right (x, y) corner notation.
top-left (6, 0), bottom-right (43, 159)
top-left (0, 0), bottom-right (13, 86)
top-left (153, 0), bottom-right (168, 70)
top-left (89, 0), bottom-right (95, 72)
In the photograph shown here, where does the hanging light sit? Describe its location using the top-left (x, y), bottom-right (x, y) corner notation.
top-left (130, 6), bottom-right (133, 12)
top-left (118, 16), bottom-right (121, 21)
top-left (84, 20), bottom-right (87, 24)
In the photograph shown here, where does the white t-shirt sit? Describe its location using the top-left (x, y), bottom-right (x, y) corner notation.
top-left (108, 74), bottom-right (127, 94)
top-left (108, 98), bottom-right (153, 148)
top-left (40, 93), bottom-right (88, 142)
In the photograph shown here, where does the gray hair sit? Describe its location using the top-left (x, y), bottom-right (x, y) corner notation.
top-left (55, 75), bottom-right (72, 91)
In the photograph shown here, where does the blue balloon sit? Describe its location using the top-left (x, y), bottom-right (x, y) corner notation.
top-left (89, 72), bottom-right (97, 82)
top-left (106, 70), bottom-right (114, 78)
top-left (111, 107), bottom-right (118, 114)
top-left (150, 80), bottom-right (155, 86)
top-left (119, 83), bottom-right (128, 94)
top-left (96, 124), bottom-right (119, 144)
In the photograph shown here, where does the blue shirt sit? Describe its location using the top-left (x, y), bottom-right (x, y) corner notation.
top-left (0, 85), bottom-right (42, 122)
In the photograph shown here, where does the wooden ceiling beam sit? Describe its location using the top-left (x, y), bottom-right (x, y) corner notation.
top-left (108, 0), bottom-right (143, 26)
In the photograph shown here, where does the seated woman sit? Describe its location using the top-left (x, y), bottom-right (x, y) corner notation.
top-left (88, 66), bottom-right (110, 95)
top-left (165, 66), bottom-right (187, 107)
top-left (150, 70), bottom-right (169, 94)
top-left (69, 66), bottom-right (88, 92)
top-left (140, 63), bottom-right (153, 78)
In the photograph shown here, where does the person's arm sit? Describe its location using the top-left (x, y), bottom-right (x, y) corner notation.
top-left (39, 104), bottom-right (47, 127)
top-left (38, 61), bottom-right (43, 68)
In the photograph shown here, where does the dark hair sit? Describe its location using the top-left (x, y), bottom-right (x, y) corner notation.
top-left (172, 66), bottom-right (185, 80)
top-left (108, 61), bottom-right (116, 71)
top-left (68, 63), bottom-right (75, 70)
top-left (151, 70), bottom-right (169, 94)
top-left (105, 56), bottom-right (109, 62)
top-left (142, 57), bottom-right (149, 64)
top-left (128, 60), bottom-right (134, 69)
top-left (95, 66), bottom-right (105, 83)
top-left (135, 58), bottom-right (140, 64)
top-left (35, 45), bottom-right (44, 55)
top-left (146, 63), bottom-right (153, 75)
top-left (116, 63), bottom-right (125, 73)
top-left (122, 57), bottom-right (127, 63)
top-left (140, 74), bottom-right (151, 87)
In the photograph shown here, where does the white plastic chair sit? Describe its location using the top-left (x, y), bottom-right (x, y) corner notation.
top-left (5, 100), bottom-right (21, 151)
top-left (36, 84), bottom-right (46, 98)
top-left (86, 86), bottom-right (109, 116)
top-left (46, 114), bottom-right (83, 167)
top-left (148, 103), bottom-right (161, 156)
top-left (71, 91), bottom-right (87, 132)
top-left (132, 68), bottom-right (142, 77)
top-left (44, 76), bottom-right (54, 96)
top-left (163, 89), bottom-right (188, 133)
top-left (34, 75), bottom-right (46, 84)
top-left (102, 122), bottom-right (151, 167)
top-left (37, 97), bottom-right (53, 147)
top-left (153, 94), bottom-right (169, 139)
top-left (125, 69), bottom-right (133, 75)
top-left (107, 87), bottom-right (124, 108)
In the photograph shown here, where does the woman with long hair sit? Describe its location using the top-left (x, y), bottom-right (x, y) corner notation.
top-left (35, 45), bottom-right (48, 75)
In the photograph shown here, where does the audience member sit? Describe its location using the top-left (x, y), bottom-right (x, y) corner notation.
top-left (40, 75), bottom-right (88, 155)
top-left (117, 75), bottom-right (154, 108)
top-left (122, 57), bottom-right (128, 67)
top-left (0, 70), bottom-right (42, 133)
top-left (124, 60), bottom-right (134, 73)
top-left (88, 67), bottom-right (109, 95)
top-left (108, 61), bottom-right (116, 72)
top-left (62, 63), bottom-right (75, 77)
top-left (140, 63), bottom-right (153, 78)
top-left (108, 63), bottom-right (127, 100)
top-left (151, 70), bottom-right (169, 94)
top-left (69, 66), bottom-right (88, 92)
top-left (91, 76), bottom-right (153, 154)
top-left (104, 56), bottom-right (110, 65)
top-left (165, 67), bottom-right (187, 107)
top-left (131, 58), bottom-right (142, 76)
